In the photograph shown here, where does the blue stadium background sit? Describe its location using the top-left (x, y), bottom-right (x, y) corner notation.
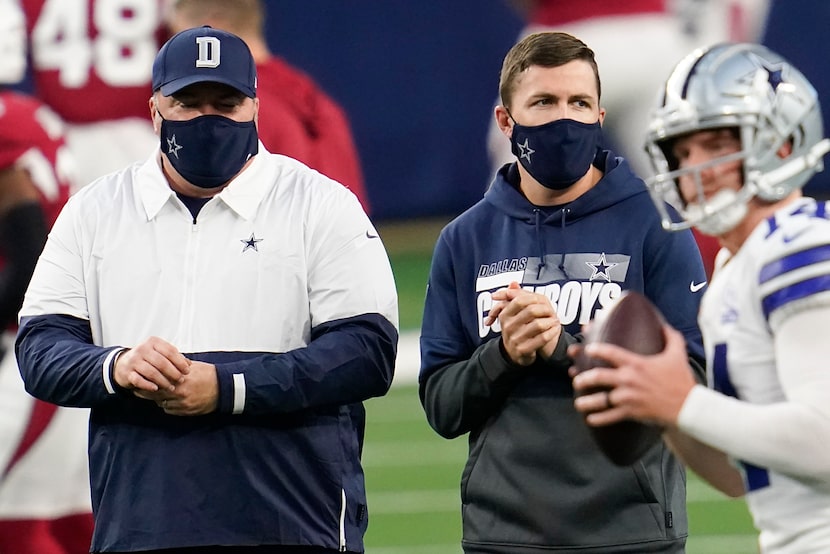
top-left (263, 0), bottom-right (829, 221)
top-left (15, 0), bottom-right (827, 221)
top-left (264, 0), bottom-right (525, 221)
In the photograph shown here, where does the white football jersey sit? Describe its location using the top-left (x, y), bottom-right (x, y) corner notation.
top-left (696, 197), bottom-right (830, 553)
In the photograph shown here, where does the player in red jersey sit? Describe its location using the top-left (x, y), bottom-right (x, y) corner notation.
top-left (21, 0), bottom-right (165, 188)
top-left (167, 0), bottom-right (371, 213)
top-left (0, 2), bottom-right (92, 552)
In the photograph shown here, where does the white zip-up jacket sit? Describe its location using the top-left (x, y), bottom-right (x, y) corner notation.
top-left (16, 146), bottom-right (399, 553)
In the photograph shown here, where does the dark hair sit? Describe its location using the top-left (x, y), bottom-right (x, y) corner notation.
top-left (499, 32), bottom-right (601, 108)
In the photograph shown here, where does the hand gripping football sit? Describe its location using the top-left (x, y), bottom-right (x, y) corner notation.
top-left (572, 290), bottom-right (667, 466)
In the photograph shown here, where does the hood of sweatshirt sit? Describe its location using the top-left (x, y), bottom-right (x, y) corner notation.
top-left (479, 150), bottom-right (654, 280)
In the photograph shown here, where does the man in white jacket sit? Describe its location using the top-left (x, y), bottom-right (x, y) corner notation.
top-left (15, 25), bottom-right (398, 553)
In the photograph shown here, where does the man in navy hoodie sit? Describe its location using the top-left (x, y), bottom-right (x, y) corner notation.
top-left (419, 31), bottom-right (706, 553)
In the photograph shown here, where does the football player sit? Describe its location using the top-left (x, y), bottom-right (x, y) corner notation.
top-left (20, 0), bottom-right (164, 189)
top-left (0, 1), bottom-right (92, 552)
top-left (572, 43), bottom-right (830, 552)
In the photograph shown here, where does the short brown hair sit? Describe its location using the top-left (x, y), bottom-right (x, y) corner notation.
top-left (498, 32), bottom-right (601, 108)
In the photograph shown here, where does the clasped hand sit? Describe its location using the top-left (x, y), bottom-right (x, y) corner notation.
top-left (112, 336), bottom-right (218, 416)
top-left (485, 281), bottom-right (561, 366)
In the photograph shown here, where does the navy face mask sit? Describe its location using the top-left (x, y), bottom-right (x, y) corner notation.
top-left (510, 118), bottom-right (602, 190)
top-left (160, 114), bottom-right (259, 189)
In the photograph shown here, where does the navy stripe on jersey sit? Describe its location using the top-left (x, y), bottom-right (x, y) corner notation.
top-left (712, 343), bottom-right (738, 398)
top-left (760, 244), bottom-right (830, 318)
top-left (759, 243), bottom-right (830, 283)
top-left (762, 274), bottom-right (830, 318)
top-left (743, 461), bottom-right (772, 492)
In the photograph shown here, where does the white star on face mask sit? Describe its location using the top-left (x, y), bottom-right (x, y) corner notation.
top-left (517, 138), bottom-right (535, 163)
top-left (167, 135), bottom-right (183, 159)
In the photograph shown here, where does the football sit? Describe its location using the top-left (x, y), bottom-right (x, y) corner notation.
top-left (572, 290), bottom-right (667, 466)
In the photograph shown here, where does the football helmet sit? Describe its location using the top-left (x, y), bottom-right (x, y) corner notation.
top-left (644, 42), bottom-right (830, 235)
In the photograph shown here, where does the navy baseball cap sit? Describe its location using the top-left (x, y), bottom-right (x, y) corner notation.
top-left (152, 26), bottom-right (257, 98)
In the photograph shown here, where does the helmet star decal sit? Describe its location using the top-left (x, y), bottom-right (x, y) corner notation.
top-left (167, 135), bottom-right (183, 159)
top-left (516, 138), bottom-right (535, 163)
top-left (644, 44), bottom-right (828, 235)
top-left (765, 65), bottom-right (784, 92)
top-left (240, 233), bottom-right (263, 253)
top-left (744, 52), bottom-right (787, 98)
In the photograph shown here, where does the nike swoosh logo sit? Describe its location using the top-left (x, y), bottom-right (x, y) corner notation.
top-left (690, 281), bottom-right (707, 293)
top-left (366, 230), bottom-right (379, 239)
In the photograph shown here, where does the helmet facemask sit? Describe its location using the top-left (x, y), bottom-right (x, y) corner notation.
top-left (644, 43), bottom-right (830, 235)
top-left (647, 145), bottom-right (752, 236)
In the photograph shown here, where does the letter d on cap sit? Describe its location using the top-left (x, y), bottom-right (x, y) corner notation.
top-left (195, 36), bottom-right (221, 68)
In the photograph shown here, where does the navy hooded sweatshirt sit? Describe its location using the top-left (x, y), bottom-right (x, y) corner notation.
top-left (419, 153), bottom-right (706, 553)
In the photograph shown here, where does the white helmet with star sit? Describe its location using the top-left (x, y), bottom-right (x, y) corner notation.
top-left (644, 42), bottom-right (830, 235)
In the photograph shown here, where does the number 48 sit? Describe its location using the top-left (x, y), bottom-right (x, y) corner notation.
top-left (31, 0), bottom-right (158, 88)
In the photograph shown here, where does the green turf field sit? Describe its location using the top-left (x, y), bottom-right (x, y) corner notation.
top-left (371, 219), bottom-right (759, 553)
top-left (363, 385), bottom-right (759, 554)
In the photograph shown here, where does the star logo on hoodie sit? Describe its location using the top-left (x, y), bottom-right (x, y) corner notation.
top-left (167, 135), bottom-right (183, 159)
top-left (241, 233), bottom-right (263, 253)
top-left (586, 252), bottom-right (618, 282)
top-left (516, 138), bottom-right (535, 163)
